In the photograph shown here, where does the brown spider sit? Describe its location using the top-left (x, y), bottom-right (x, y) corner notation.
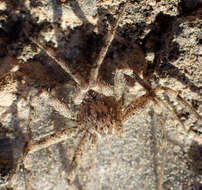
top-left (22, 0), bottom-right (202, 188)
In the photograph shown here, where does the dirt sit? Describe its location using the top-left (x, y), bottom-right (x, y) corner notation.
top-left (0, 0), bottom-right (201, 190)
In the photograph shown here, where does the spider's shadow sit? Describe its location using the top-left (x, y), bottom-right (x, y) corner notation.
top-left (0, 85), bottom-right (31, 189)
top-left (142, 11), bottom-right (201, 96)
top-left (187, 141), bottom-right (202, 189)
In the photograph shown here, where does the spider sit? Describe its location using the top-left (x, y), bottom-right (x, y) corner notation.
top-left (22, 0), bottom-right (202, 188)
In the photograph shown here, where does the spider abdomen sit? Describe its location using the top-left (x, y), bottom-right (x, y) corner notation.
top-left (78, 97), bottom-right (122, 135)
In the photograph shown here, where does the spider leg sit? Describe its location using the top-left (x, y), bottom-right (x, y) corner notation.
top-left (153, 86), bottom-right (202, 144)
top-left (132, 71), bottom-right (153, 93)
top-left (122, 73), bottom-right (202, 143)
top-left (89, 1), bottom-right (129, 83)
top-left (88, 129), bottom-right (98, 147)
top-left (67, 130), bottom-right (90, 184)
top-left (155, 95), bottom-right (185, 129)
top-left (39, 89), bottom-right (75, 119)
top-left (154, 95), bottom-right (202, 144)
top-left (73, 1), bottom-right (129, 104)
top-left (23, 31), bottom-right (86, 87)
top-left (131, 71), bottom-right (201, 121)
top-left (75, 63), bottom-right (135, 105)
top-left (114, 66), bottom-right (133, 101)
top-left (153, 86), bottom-right (201, 120)
top-left (90, 81), bottom-right (114, 97)
top-left (122, 93), bottom-right (155, 122)
top-left (24, 125), bottom-right (79, 157)
top-left (132, 71), bottom-right (201, 119)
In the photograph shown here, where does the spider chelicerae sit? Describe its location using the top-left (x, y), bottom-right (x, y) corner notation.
top-left (22, 0), bottom-right (202, 188)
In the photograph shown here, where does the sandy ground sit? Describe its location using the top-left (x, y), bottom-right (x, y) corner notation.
top-left (0, 0), bottom-right (201, 190)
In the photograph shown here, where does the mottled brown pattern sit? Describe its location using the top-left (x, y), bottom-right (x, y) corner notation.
top-left (78, 96), bottom-right (122, 135)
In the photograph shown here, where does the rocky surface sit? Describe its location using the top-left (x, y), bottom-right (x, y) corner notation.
top-left (0, 0), bottom-right (201, 190)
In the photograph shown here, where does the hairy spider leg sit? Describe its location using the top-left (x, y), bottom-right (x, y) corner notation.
top-left (121, 72), bottom-right (202, 144)
top-left (23, 126), bottom-right (79, 164)
top-left (39, 90), bottom-right (75, 119)
top-left (89, 0), bottom-right (130, 83)
top-left (73, 0), bottom-right (130, 105)
top-left (23, 30), bottom-right (86, 87)
top-left (154, 86), bottom-right (201, 120)
top-left (67, 130), bottom-right (90, 184)
top-left (132, 71), bottom-right (201, 123)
